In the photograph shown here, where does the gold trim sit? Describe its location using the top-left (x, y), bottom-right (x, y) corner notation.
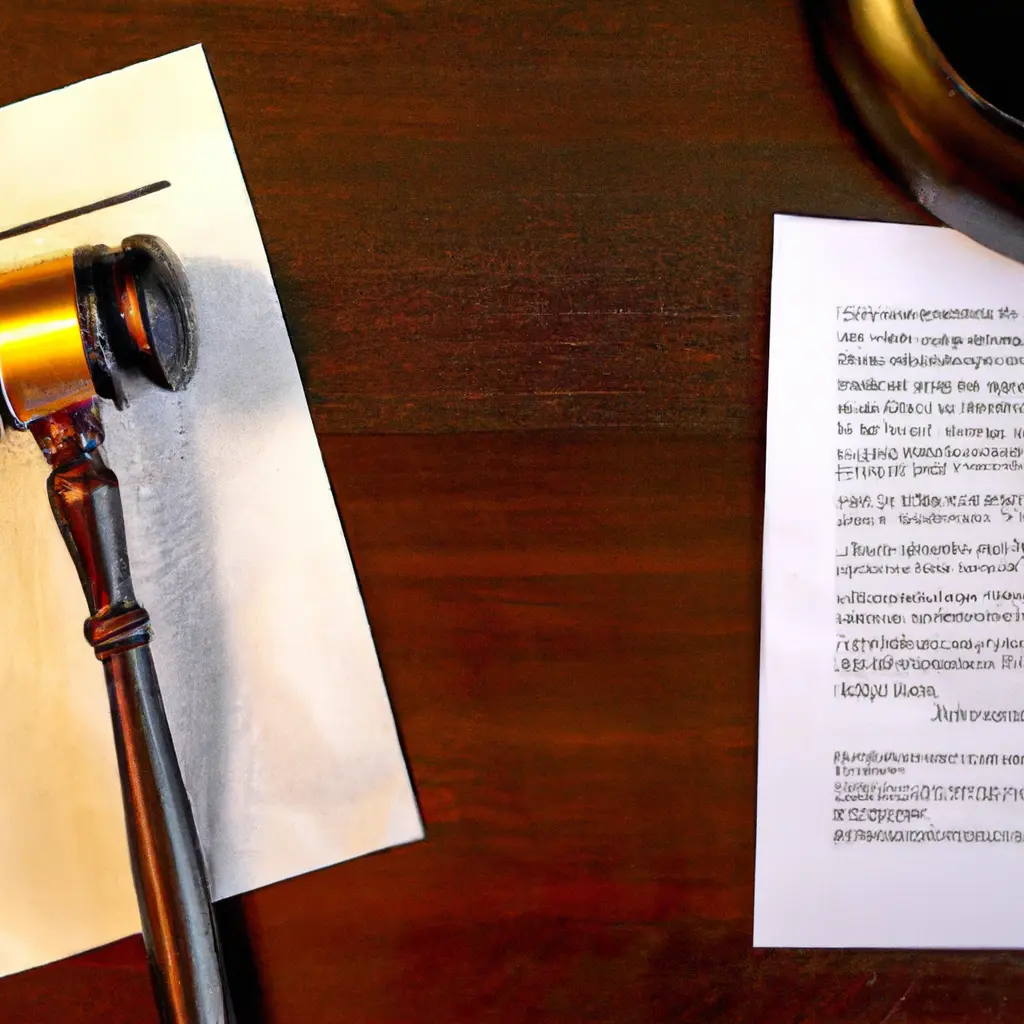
top-left (0, 255), bottom-right (95, 426)
top-left (810, 0), bottom-right (1024, 261)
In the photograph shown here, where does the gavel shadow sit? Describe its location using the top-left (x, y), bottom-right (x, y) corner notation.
top-left (214, 897), bottom-right (264, 1024)
top-left (101, 255), bottom-right (317, 1021)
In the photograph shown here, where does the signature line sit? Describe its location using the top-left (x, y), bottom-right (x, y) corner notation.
top-left (0, 180), bottom-right (171, 243)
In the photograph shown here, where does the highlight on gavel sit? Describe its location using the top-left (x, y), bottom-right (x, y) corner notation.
top-left (0, 238), bottom-right (233, 1023)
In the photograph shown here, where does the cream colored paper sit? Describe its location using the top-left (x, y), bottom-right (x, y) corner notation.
top-left (0, 46), bottom-right (422, 976)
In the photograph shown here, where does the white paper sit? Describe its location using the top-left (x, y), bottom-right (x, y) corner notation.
top-left (0, 47), bottom-right (422, 976)
top-left (755, 214), bottom-right (1024, 948)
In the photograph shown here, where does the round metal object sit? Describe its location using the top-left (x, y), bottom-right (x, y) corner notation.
top-left (120, 234), bottom-right (197, 394)
top-left (0, 235), bottom-right (196, 428)
top-left (808, 0), bottom-right (1024, 262)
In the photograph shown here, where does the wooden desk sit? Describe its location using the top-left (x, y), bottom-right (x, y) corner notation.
top-left (7, 2), bottom-right (1010, 1021)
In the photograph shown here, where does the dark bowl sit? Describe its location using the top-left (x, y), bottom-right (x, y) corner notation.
top-left (807, 0), bottom-right (1024, 262)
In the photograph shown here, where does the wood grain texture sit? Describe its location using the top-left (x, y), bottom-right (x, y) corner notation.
top-left (0, 1), bottom-right (1006, 1022)
top-left (0, 0), bottom-right (930, 439)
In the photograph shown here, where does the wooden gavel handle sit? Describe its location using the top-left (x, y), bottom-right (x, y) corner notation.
top-left (39, 422), bottom-right (234, 1024)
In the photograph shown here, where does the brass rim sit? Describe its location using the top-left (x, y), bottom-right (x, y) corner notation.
top-left (809, 0), bottom-right (1024, 262)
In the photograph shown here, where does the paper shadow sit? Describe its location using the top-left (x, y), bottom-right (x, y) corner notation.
top-left (101, 255), bottom-right (301, 1021)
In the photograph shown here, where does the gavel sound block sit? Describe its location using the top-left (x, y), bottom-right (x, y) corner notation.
top-left (0, 238), bottom-right (233, 1024)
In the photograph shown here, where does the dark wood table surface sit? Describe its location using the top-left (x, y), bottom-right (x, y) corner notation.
top-left (5, 2), bottom-right (1018, 1022)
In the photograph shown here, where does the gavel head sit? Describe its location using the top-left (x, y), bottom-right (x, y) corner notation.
top-left (0, 235), bottom-right (195, 429)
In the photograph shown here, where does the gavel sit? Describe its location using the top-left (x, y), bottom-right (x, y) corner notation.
top-left (808, 0), bottom-right (1024, 261)
top-left (0, 238), bottom-right (233, 1023)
